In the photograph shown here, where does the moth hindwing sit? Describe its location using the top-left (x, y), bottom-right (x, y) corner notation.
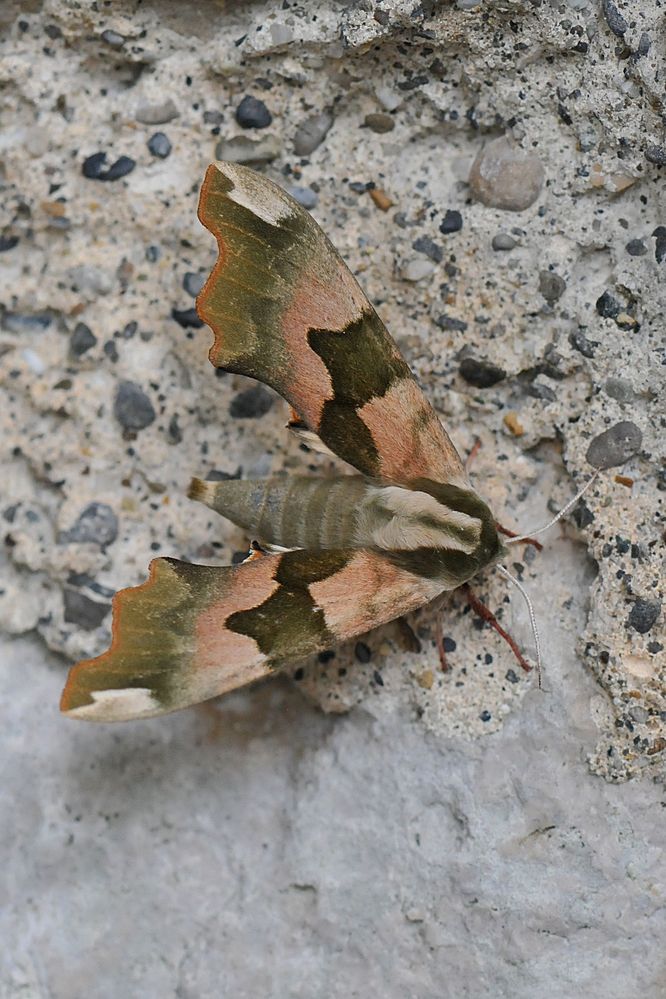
top-left (60, 161), bottom-right (504, 722)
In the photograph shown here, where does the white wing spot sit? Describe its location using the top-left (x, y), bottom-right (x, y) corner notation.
top-left (216, 162), bottom-right (295, 227)
top-left (65, 687), bottom-right (160, 722)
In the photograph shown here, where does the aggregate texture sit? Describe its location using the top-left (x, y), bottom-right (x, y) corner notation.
top-left (0, 0), bottom-right (665, 992)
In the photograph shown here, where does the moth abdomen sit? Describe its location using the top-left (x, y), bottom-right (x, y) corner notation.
top-left (188, 474), bottom-right (370, 551)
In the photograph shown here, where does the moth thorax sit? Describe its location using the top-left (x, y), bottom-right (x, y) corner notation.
top-left (359, 486), bottom-right (483, 553)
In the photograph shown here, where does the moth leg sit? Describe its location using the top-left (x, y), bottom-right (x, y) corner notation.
top-left (393, 616), bottom-right (422, 654)
top-left (242, 540), bottom-right (267, 563)
top-left (286, 405), bottom-right (305, 431)
top-left (422, 592), bottom-right (452, 671)
top-left (435, 603), bottom-right (449, 672)
top-left (462, 583), bottom-right (532, 673)
top-left (496, 523), bottom-right (543, 552)
top-left (286, 407), bottom-right (337, 458)
top-left (465, 437), bottom-right (482, 472)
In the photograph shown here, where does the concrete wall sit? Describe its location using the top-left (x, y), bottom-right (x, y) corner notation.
top-left (1, 1), bottom-right (664, 995)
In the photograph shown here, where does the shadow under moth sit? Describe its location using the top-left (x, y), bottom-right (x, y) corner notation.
top-left (61, 161), bottom-right (551, 722)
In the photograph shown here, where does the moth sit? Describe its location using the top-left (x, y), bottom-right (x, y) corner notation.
top-left (60, 161), bottom-right (522, 722)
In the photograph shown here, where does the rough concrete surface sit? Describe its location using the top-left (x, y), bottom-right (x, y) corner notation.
top-left (1, 0), bottom-right (664, 995)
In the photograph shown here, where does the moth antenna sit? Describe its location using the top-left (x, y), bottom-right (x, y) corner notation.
top-left (505, 469), bottom-right (601, 546)
top-left (496, 565), bottom-right (542, 689)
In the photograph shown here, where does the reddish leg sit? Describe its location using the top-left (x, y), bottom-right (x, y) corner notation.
top-left (496, 523), bottom-right (543, 552)
top-left (465, 437), bottom-right (482, 472)
top-left (435, 603), bottom-right (449, 671)
top-left (462, 583), bottom-right (531, 673)
top-left (423, 594), bottom-right (451, 671)
top-left (432, 589), bottom-right (533, 675)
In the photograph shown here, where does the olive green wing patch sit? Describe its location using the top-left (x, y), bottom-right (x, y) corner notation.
top-left (196, 161), bottom-right (467, 488)
top-left (60, 549), bottom-right (444, 722)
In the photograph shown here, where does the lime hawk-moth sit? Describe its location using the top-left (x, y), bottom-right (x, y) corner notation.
top-left (61, 161), bottom-right (526, 722)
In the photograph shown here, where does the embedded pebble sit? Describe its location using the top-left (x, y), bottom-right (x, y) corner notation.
top-left (435, 315), bottom-right (467, 332)
top-left (539, 270), bottom-right (566, 303)
top-left (645, 146), bottom-right (666, 166)
top-left (627, 599), bottom-right (661, 635)
top-left (235, 95), bottom-right (272, 129)
top-left (625, 238), bottom-right (647, 257)
top-left (412, 235), bottom-right (443, 263)
top-left (469, 136), bottom-right (545, 211)
top-left (81, 153), bottom-right (135, 182)
top-left (61, 502), bottom-right (118, 548)
top-left (585, 421), bottom-right (642, 469)
top-left (215, 134), bottom-right (281, 164)
top-left (100, 29), bottom-right (124, 47)
top-left (492, 233), bottom-right (517, 250)
top-left (203, 110), bottom-right (224, 126)
top-left (270, 23), bottom-right (293, 45)
top-left (103, 156), bottom-right (136, 181)
top-left (3, 312), bottom-right (52, 332)
top-left (183, 272), bottom-right (206, 297)
top-left (439, 210), bottom-right (462, 234)
top-left (171, 306), bottom-right (203, 329)
top-left (0, 235), bottom-right (19, 252)
top-left (114, 380), bottom-right (156, 431)
top-left (135, 98), bottom-right (179, 125)
top-left (22, 349), bottom-right (45, 375)
top-left (104, 340), bottom-right (119, 362)
top-left (369, 189), bottom-right (393, 211)
top-left (229, 385), bottom-right (274, 419)
top-left (616, 312), bottom-right (637, 329)
top-left (69, 322), bottom-right (97, 357)
top-left (503, 411), bottom-right (525, 436)
top-left (364, 112), bottom-right (395, 133)
top-left (402, 258), bottom-right (435, 281)
top-left (293, 112), bottom-right (333, 156)
top-left (69, 264), bottom-right (114, 296)
top-left (601, 0), bottom-right (627, 36)
top-left (604, 378), bottom-right (636, 403)
top-left (286, 186), bottom-right (318, 209)
top-left (459, 357), bottom-right (506, 388)
top-left (526, 380), bottom-right (556, 402)
top-left (569, 329), bottom-right (599, 358)
top-left (81, 152), bottom-right (107, 179)
top-left (636, 32), bottom-right (652, 56)
top-left (147, 132), bottom-right (172, 158)
top-left (63, 589), bottom-right (111, 630)
top-left (595, 290), bottom-right (620, 318)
